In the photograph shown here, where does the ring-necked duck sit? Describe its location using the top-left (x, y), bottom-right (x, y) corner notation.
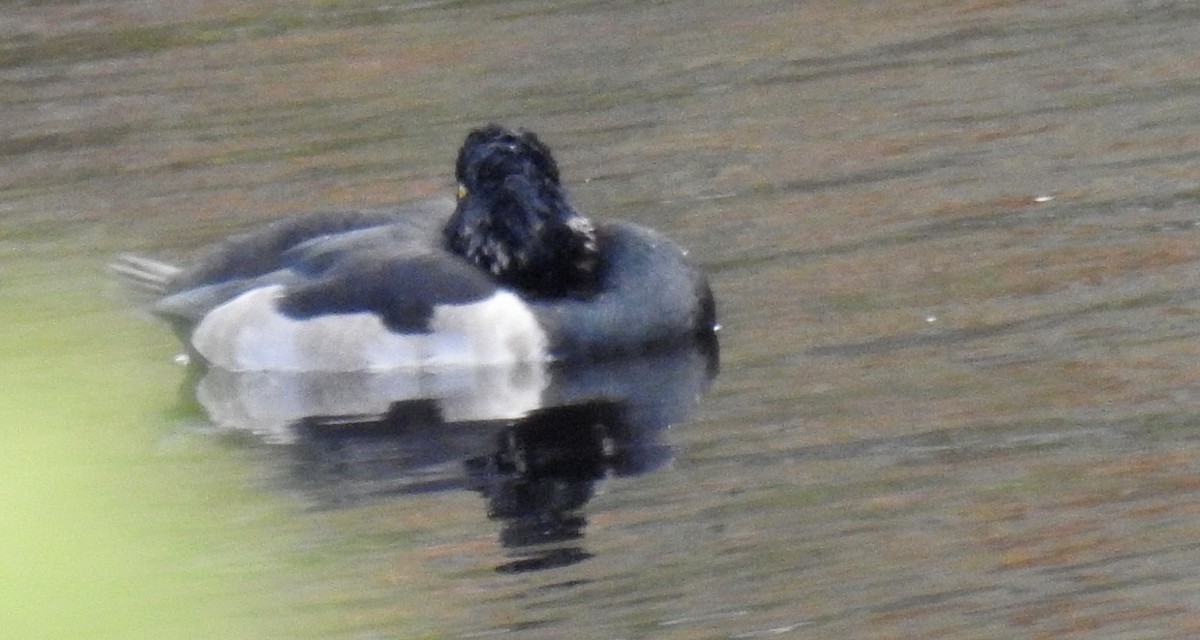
top-left (115, 125), bottom-right (717, 371)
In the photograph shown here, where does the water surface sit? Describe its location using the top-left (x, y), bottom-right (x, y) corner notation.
top-left (7, 1), bottom-right (1200, 638)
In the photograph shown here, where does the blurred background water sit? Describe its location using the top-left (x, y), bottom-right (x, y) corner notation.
top-left (7, 1), bottom-right (1200, 638)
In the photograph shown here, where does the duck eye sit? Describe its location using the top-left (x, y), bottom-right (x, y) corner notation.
top-left (457, 184), bottom-right (467, 200)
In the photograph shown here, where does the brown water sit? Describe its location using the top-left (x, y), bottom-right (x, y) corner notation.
top-left (7, 0), bottom-right (1200, 638)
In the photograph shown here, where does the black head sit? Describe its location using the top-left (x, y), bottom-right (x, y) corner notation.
top-left (444, 125), bottom-right (599, 298)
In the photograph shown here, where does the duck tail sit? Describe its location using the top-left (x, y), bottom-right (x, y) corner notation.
top-left (109, 253), bottom-right (181, 296)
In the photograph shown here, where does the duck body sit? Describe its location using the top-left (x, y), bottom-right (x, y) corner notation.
top-left (123, 126), bottom-right (716, 372)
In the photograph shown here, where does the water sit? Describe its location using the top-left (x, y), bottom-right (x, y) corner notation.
top-left (7, 0), bottom-right (1200, 638)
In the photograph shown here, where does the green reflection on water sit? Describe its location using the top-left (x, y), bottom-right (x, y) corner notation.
top-left (0, 256), bottom-right (434, 639)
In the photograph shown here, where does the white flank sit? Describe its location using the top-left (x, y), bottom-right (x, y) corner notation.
top-left (192, 286), bottom-right (548, 372)
top-left (195, 362), bottom-right (548, 443)
top-left (429, 291), bottom-right (548, 366)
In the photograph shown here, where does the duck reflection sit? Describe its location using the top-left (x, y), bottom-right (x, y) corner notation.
top-left (192, 338), bottom-right (718, 572)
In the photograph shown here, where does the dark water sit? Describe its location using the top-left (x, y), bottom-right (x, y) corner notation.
top-left (8, 0), bottom-right (1200, 638)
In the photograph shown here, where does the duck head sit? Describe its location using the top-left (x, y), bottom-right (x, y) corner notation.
top-left (445, 125), bottom-right (599, 298)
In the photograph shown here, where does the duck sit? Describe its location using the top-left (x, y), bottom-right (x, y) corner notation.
top-left (114, 125), bottom-right (717, 372)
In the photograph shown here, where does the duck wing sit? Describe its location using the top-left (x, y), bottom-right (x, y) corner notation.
top-left (277, 249), bottom-right (500, 332)
top-left (152, 199), bottom-right (452, 331)
top-left (167, 199), bottom-right (452, 292)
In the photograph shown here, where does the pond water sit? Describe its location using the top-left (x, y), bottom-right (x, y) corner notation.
top-left (7, 0), bottom-right (1200, 638)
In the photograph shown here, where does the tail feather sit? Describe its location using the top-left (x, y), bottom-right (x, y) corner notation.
top-left (109, 253), bottom-right (182, 296)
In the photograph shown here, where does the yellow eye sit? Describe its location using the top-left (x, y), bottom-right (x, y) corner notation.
top-left (457, 184), bottom-right (467, 200)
